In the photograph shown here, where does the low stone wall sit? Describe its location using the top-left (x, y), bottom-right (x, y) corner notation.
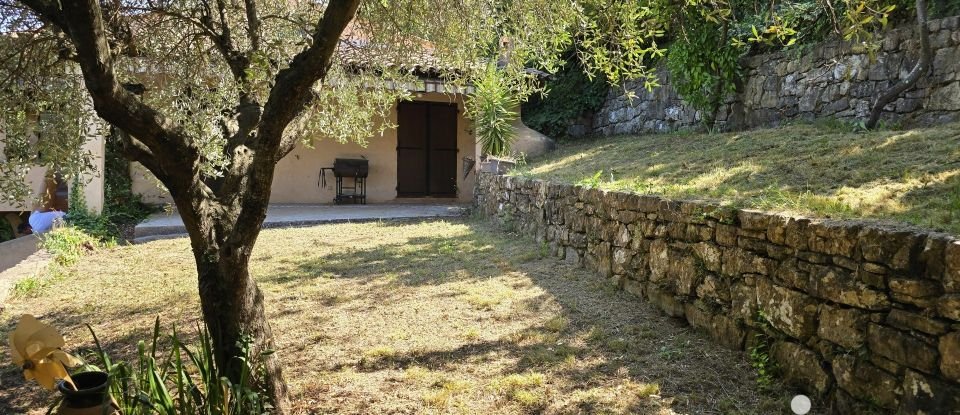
top-left (475, 173), bottom-right (960, 413)
top-left (588, 15), bottom-right (960, 136)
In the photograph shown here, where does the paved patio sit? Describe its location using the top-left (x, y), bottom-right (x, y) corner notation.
top-left (133, 203), bottom-right (469, 243)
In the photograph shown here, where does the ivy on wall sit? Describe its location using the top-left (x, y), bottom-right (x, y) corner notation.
top-left (521, 55), bottom-right (609, 139)
top-left (66, 127), bottom-right (152, 241)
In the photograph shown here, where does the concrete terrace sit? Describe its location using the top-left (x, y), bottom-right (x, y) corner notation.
top-left (133, 203), bottom-right (469, 243)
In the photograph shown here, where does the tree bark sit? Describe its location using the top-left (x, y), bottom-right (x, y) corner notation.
top-left (15, 1), bottom-right (362, 413)
top-left (865, 0), bottom-right (932, 129)
top-left (192, 230), bottom-right (289, 413)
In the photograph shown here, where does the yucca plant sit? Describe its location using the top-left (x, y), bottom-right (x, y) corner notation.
top-left (466, 62), bottom-right (520, 157)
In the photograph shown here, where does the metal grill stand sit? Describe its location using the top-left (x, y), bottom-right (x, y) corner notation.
top-left (320, 158), bottom-right (368, 205)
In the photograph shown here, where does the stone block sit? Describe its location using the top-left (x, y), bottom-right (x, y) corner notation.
top-left (737, 236), bottom-right (768, 253)
top-left (722, 247), bottom-right (776, 278)
top-left (886, 309), bottom-right (950, 336)
top-left (833, 355), bottom-right (902, 409)
top-left (692, 242), bottom-right (722, 273)
top-left (863, 262), bottom-right (889, 275)
top-left (774, 258), bottom-right (809, 290)
top-left (738, 228), bottom-right (767, 240)
top-left (588, 242), bottom-right (613, 278)
top-left (831, 255), bottom-right (859, 271)
top-left (665, 222), bottom-right (687, 240)
top-left (730, 283), bottom-right (757, 321)
top-left (939, 331), bottom-right (960, 382)
top-left (926, 81), bottom-right (960, 111)
top-left (938, 294), bottom-right (960, 321)
top-left (859, 227), bottom-right (924, 271)
top-left (946, 240), bottom-right (960, 293)
top-left (684, 224), bottom-right (713, 242)
top-left (867, 324), bottom-right (939, 373)
top-left (612, 247), bottom-right (633, 275)
top-left (797, 250), bottom-right (829, 264)
top-left (807, 221), bottom-right (859, 257)
top-left (766, 215), bottom-right (789, 244)
top-left (649, 240), bottom-right (700, 295)
top-left (716, 224), bottom-right (738, 246)
top-left (899, 369), bottom-right (960, 414)
top-left (757, 278), bottom-right (819, 340)
top-left (696, 274), bottom-right (730, 304)
top-left (889, 278), bottom-right (944, 307)
top-left (784, 218), bottom-right (811, 250)
top-left (918, 235), bottom-right (951, 280)
top-left (684, 302), bottom-right (713, 331)
top-left (766, 244), bottom-right (793, 260)
top-left (858, 268), bottom-right (887, 290)
top-left (646, 286), bottom-right (686, 318)
top-left (613, 224), bottom-right (631, 247)
top-left (808, 263), bottom-right (890, 310)
top-left (564, 246), bottom-right (581, 265)
top-left (818, 304), bottom-right (868, 349)
top-left (770, 341), bottom-right (832, 397)
top-left (738, 209), bottom-right (770, 230)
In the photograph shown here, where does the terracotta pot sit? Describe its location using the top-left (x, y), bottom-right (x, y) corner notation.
top-left (56, 371), bottom-right (119, 415)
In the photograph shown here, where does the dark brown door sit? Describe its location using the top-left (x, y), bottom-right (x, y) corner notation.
top-left (397, 101), bottom-right (458, 197)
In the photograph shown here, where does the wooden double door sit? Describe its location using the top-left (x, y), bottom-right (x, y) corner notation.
top-left (396, 101), bottom-right (458, 197)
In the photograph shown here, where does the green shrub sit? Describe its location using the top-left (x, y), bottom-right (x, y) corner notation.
top-left (40, 226), bottom-right (101, 266)
top-left (0, 217), bottom-right (14, 242)
top-left (522, 54), bottom-right (608, 139)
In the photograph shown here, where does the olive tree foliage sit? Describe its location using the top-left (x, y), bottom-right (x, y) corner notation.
top-left (0, 0), bottom-right (664, 411)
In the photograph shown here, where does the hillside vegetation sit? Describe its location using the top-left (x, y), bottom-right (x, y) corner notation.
top-left (518, 122), bottom-right (960, 235)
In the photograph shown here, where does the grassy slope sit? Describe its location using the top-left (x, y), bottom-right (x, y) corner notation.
top-left (519, 122), bottom-right (960, 235)
top-left (0, 220), bottom-right (795, 415)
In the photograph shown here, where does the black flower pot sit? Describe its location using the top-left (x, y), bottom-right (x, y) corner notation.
top-left (56, 371), bottom-right (118, 415)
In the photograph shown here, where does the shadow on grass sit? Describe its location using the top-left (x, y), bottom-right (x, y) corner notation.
top-left (264, 219), bottom-right (792, 414)
top-left (2, 218), bottom-right (793, 414)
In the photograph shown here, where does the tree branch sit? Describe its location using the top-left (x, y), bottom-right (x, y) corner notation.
top-left (258, 0), bottom-right (361, 158)
top-left (19, 0), bottom-right (199, 194)
top-left (243, 0), bottom-right (262, 51)
top-left (218, 0), bottom-right (360, 254)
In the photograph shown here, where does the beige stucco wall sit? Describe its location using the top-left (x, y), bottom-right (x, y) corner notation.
top-left (272, 92), bottom-right (477, 203)
top-left (130, 92), bottom-right (479, 205)
top-left (0, 115), bottom-right (105, 214)
top-left (130, 162), bottom-right (173, 205)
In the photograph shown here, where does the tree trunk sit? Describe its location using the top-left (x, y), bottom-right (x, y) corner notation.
top-left (184, 204), bottom-right (290, 414)
top-left (705, 20), bottom-right (731, 132)
top-left (865, 0), bottom-right (932, 129)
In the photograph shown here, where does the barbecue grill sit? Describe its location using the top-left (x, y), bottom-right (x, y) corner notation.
top-left (319, 158), bottom-right (368, 204)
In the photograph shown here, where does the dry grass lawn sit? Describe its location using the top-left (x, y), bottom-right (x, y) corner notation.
top-left (519, 122), bottom-right (960, 235)
top-left (1, 219), bottom-right (797, 414)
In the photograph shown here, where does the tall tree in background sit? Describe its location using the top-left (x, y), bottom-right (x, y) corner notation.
top-left (864, 0), bottom-right (932, 128)
top-left (0, 0), bottom-right (663, 411)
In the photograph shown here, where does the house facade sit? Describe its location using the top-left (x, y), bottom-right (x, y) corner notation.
top-left (0, 115), bottom-right (106, 237)
top-left (133, 89), bottom-right (480, 206)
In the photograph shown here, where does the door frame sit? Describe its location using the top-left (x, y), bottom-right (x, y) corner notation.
top-left (396, 101), bottom-right (459, 197)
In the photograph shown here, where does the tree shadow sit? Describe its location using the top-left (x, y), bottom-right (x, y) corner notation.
top-left (2, 219), bottom-right (796, 414)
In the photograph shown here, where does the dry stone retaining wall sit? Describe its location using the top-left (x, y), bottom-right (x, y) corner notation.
top-left (475, 172), bottom-right (960, 413)
top-left (586, 15), bottom-right (960, 136)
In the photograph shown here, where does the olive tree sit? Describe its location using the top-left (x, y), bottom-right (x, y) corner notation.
top-left (0, 0), bottom-right (663, 411)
